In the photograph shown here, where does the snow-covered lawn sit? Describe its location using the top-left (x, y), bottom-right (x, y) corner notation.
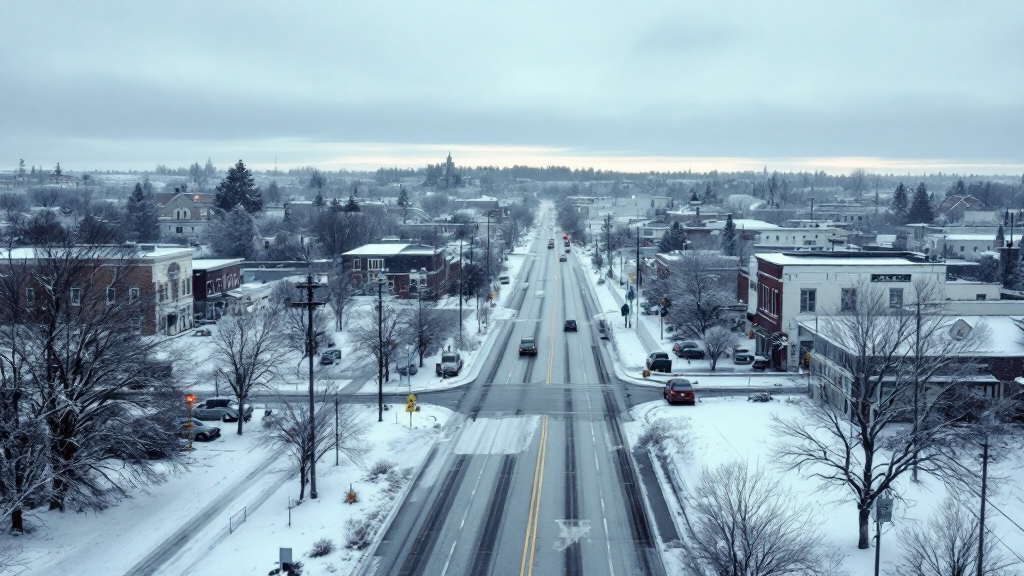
top-left (1, 404), bottom-right (454, 576)
top-left (625, 396), bottom-right (1024, 575)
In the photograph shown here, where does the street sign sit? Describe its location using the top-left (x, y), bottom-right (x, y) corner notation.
top-left (621, 304), bottom-right (630, 316)
top-left (406, 393), bottom-right (417, 413)
top-left (872, 494), bottom-right (893, 523)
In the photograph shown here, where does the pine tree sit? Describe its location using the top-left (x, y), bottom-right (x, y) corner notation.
top-left (214, 159), bottom-right (262, 213)
top-left (721, 214), bottom-right (738, 256)
top-left (124, 182), bottom-right (159, 241)
top-left (658, 222), bottom-right (687, 253)
top-left (907, 182), bottom-right (935, 224)
top-left (397, 186), bottom-right (410, 224)
top-left (890, 183), bottom-right (909, 223)
top-left (344, 195), bottom-right (360, 213)
top-left (996, 225), bottom-right (1005, 248)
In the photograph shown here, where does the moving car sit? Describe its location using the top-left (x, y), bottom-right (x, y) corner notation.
top-left (646, 351), bottom-right (672, 373)
top-left (547, 240), bottom-right (555, 249)
top-left (519, 337), bottom-right (538, 356)
top-left (733, 348), bottom-right (754, 364)
top-left (320, 349), bottom-right (343, 365)
top-left (192, 397), bottom-right (253, 423)
top-left (752, 355), bottom-right (770, 371)
top-left (174, 417), bottom-right (221, 442)
top-left (499, 275), bottom-right (510, 284)
top-left (563, 319), bottom-right (577, 331)
top-left (564, 247), bottom-right (570, 253)
top-left (663, 379), bottom-right (697, 405)
top-left (559, 254), bottom-right (567, 262)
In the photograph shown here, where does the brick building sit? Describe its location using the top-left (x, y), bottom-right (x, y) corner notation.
top-left (341, 241), bottom-right (450, 298)
top-left (191, 258), bottom-right (244, 320)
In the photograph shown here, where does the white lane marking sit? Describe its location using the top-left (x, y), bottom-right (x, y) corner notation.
top-left (590, 420), bottom-right (616, 576)
top-left (454, 417), bottom-right (541, 455)
top-left (440, 455), bottom-right (490, 576)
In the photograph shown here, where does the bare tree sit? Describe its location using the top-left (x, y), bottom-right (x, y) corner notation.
top-left (350, 301), bottom-right (408, 383)
top-left (327, 266), bottom-right (357, 331)
top-left (209, 310), bottom-right (287, 436)
top-left (260, 388), bottom-right (369, 501)
top-left (701, 326), bottom-right (738, 372)
top-left (897, 496), bottom-right (1017, 576)
top-left (269, 281), bottom-right (331, 375)
top-left (662, 249), bottom-right (738, 339)
top-left (411, 298), bottom-right (454, 368)
top-left (772, 283), bottom-right (988, 549)
top-left (680, 460), bottom-right (842, 576)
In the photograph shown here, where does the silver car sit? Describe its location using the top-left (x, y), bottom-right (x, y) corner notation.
top-left (192, 397), bottom-right (253, 422)
top-left (174, 418), bottom-right (221, 442)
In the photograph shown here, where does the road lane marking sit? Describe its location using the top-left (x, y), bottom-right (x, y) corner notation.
top-left (519, 415), bottom-right (549, 576)
top-left (440, 454), bottom-right (490, 576)
top-left (546, 271), bottom-right (558, 384)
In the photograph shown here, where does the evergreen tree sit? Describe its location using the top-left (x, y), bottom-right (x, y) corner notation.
top-left (344, 195), bottom-right (360, 213)
top-left (308, 169), bottom-right (327, 206)
top-left (890, 183), bottom-right (909, 223)
top-left (907, 182), bottom-right (935, 224)
top-left (996, 224), bottom-right (1005, 248)
top-left (265, 180), bottom-right (281, 205)
top-left (214, 159), bottom-right (263, 214)
top-left (124, 182), bottom-right (159, 241)
top-left (721, 214), bottom-right (738, 256)
top-left (397, 186), bottom-right (411, 224)
top-left (658, 222), bottom-right (687, 253)
top-left (207, 205), bottom-right (257, 258)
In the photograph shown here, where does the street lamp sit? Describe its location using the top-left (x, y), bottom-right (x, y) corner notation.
top-left (416, 268), bottom-right (426, 367)
top-left (184, 394), bottom-right (197, 451)
top-left (291, 274), bottom-right (326, 499)
top-left (376, 269), bottom-right (387, 422)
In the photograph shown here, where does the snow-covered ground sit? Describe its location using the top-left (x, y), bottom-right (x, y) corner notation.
top-left (0, 405), bottom-right (454, 576)
top-left (624, 396), bottom-right (1024, 575)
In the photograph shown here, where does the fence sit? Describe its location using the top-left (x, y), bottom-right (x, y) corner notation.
top-left (229, 506), bottom-right (247, 533)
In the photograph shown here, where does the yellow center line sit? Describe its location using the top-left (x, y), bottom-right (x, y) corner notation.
top-left (520, 415), bottom-right (549, 576)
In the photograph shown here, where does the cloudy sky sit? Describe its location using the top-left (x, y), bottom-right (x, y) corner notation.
top-left (2, 1), bottom-right (1021, 175)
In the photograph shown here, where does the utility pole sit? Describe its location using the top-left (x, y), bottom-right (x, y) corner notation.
top-left (636, 226), bottom-right (642, 332)
top-left (977, 438), bottom-right (990, 576)
top-left (458, 239), bottom-right (463, 351)
top-left (605, 213), bottom-right (612, 277)
top-left (291, 274), bottom-right (326, 499)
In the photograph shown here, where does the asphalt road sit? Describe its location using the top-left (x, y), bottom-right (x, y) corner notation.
top-left (360, 218), bottom-right (669, 576)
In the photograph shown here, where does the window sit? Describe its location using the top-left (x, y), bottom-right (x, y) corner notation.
top-left (206, 281), bottom-right (213, 294)
top-left (71, 287), bottom-right (82, 306)
top-left (158, 284), bottom-right (166, 302)
top-left (840, 288), bottom-right (857, 312)
top-left (26, 287), bottom-right (34, 306)
top-left (106, 287), bottom-right (116, 305)
top-left (368, 258), bottom-right (384, 270)
top-left (960, 246), bottom-right (965, 252)
top-left (800, 289), bottom-right (816, 313)
top-left (352, 259), bottom-right (361, 270)
top-left (889, 288), bottom-right (903, 309)
top-left (181, 279), bottom-right (189, 296)
top-left (131, 317), bottom-right (142, 333)
top-left (973, 247), bottom-right (978, 252)
top-left (175, 227), bottom-right (183, 234)
top-left (129, 287), bottom-right (140, 301)
top-left (387, 280), bottom-right (395, 290)
top-left (976, 294), bottom-right (987, 301)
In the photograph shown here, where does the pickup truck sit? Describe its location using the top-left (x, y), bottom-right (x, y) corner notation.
top-left (435, 351), bottom-right (463, 377)
top-left (192, 397), bottom-right (253, 423)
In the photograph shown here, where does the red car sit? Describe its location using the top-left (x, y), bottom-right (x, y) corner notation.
top-left (663, 378), bottom-right (697, 405)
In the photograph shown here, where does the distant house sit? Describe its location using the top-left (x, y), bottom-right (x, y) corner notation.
top-left (937, 195), bottom-right (985, 223)
top-left (157, 189), bottom-right (214, 241)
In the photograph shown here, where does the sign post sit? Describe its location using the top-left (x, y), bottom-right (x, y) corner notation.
top-left (405, 394), bottom-right (417, 428)
top-left (871, 491), bottom-right (894, 576)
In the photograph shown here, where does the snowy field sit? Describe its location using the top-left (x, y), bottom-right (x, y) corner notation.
top-left (0, 404), bottom-right (454, 576)
top-left (625, 395), bottom-right (1024, 575)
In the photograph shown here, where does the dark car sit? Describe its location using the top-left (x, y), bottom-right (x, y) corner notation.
top-left (547, 240), bottom-right (555, 249)
top-left (663, 378), bottom-right (697, 405)
top-left (672, 341), bottom-right (705, 359)
top-left (752, 355), bottom-right (770, 371)
top-left (646, 351), bottom-right (672, 373)
top-left (396, 361), bottom-right (418, 376)
top-left (563, 320), bottom-right (577, 331)
top-left (733, 348), bottom-right (754, 364)
top-left (519, 337), bottom-right (538, 356)
top-left (320, 349), bottom-right (342, 365)
top-left (559, 254), bottom-right (567, 262)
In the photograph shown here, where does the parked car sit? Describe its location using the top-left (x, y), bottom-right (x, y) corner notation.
top-left (559, 254), bottom-right (567, 262)
top-left (663, 379), bottom-right (697, 405)
top-left (174, 417), bottom-right (221, 442)
top-left (672, 341), bottom-right (704, 359)
top-left (192, 328), bottom-right (212, 337)
top-left (320, 349), bottom-right (342, 365)
top-left (196, 319), bottom-right (217, 326)
top-left (519, 337), bottom-right (538, 356)
top-left (397, 361), bottom-right (418, 376)
top-left (192, 397), bottom-right (253, 423)
top-left (499, 275), bottom-right (510, 284)
top-left (733, 348), bottom-right (754, 364)
top-left (752, 355), bottom-right (770, 371)
top-left (646, 351), bottom-right (672, 373)
top-left (435, 351), bottom-right (463, 376)
top-left (563, 319), bottom-right (577, 331)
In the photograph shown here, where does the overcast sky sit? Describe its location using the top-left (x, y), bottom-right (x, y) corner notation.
top-left (2, 1), bottom-right (1021, 175)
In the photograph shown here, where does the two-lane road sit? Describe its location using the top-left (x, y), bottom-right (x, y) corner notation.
top-left (363, 219), bottom-right (667, 576)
